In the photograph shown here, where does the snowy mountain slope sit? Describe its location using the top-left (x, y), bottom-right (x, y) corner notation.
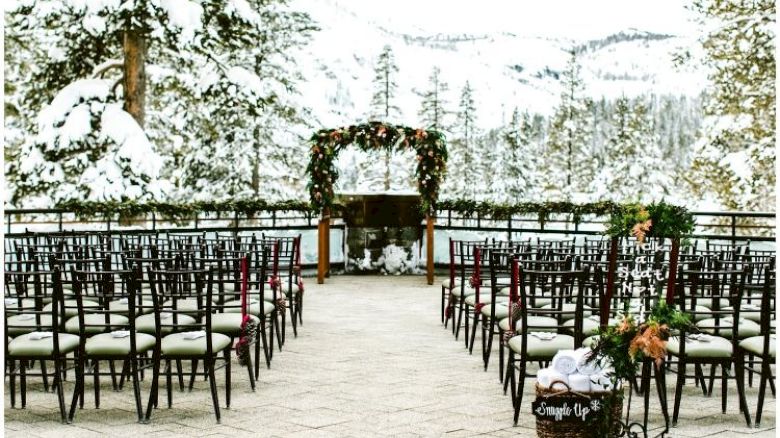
top-left (295, 0), bottom-right (706, 130)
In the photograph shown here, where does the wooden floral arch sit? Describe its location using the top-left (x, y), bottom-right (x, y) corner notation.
top-left (305, 121), bottom-right (448, 284)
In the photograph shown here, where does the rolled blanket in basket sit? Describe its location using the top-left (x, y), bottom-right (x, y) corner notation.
top-left (537, 368), bottom-right (569, 389)
top-left (589, 372), bottom-right (620, 392)
top-left (575, 347), bottom-right (602, 376)
top-left (567, 373), bottom-right (592, 392)
top-left (551, 350), bottom-right (579, 375)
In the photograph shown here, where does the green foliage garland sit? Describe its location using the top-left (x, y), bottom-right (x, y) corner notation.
top-left (306, 121), bottom-right (447, 214)
top-left (54, 199), bottom-right (315, 219)
top-left (605, 200), bottom-right (695, 240)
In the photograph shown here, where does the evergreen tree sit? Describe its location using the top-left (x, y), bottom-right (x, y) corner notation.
top-left (366, 45), bottom-right (402, 191)
top-left (500, 108), bottom-right (539, 201)
top-left (686, 0), bottom-right (775, 210)
top-left (445, 81), bottom-right (480, 199)
top-left (541, 50), bottom-right (595, 201)
top-left (418, 66), bottom-right (450, 132)
top-left (6, 0), bottom-right (315, 205)
top-left (592, 96), bottom-right (670, 201)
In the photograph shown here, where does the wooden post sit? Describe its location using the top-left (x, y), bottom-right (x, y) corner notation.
top-left (317, 208), bottom-right (331, 284)
top-left (426, 215), bottom-right (435, 285)
top-left (602, 236), bottom-right (619, 329)
top-left (123, 27), bottom-right (146, 127)
top-left (665, 238), bottom-right (680, 304)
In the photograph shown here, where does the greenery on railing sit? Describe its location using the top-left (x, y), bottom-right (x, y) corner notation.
top-left (54, 199), bottom-right (317, 219)
top-left (436, 199), bottom-right (621, 223)
top-left (436, 199), bottom-right (695, 238)
top-left (606, 201), bottom-right (695, 240)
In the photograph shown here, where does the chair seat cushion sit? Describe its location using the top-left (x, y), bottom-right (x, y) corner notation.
top-left (465, 294), bottom-right (493, 306)
top-left (482, 303), bottom-right (510, 319)
top-left (723, 305), bottom-right (762, 323)
top-left (279, 282), bottom-right (300, 294)
top-left (449, 284), bottom-right (476, 298)
top-left (161, 332), bottom-right (231, 357)
top-left (8, 332), bottom-right (79, 357)
top-left (667, 335), bottom-right (733, 358)
top-left (697, 317), bottom-right (760, 338)
top-left (109, 298), bottom-right (152, 315)
top-left (85, 332), bottom-right (156, 356)
top-left (65, 314), bottom-right (129, 334)
top-left (43, 299), bottom-right (99, 318)
top-left (4, 298), bottom-right (36, 310)
top-left (564, 316), bottom-right (614, 336)
top-left (207, 313), bottom-right (260, 336)
top-left (222, 299), bottom-right (275, 316)
top-left (135, 313), bottom-right (197, 335)
top-left (508, 333), bottom-right (575, 358)
top-left (6, 314), bottom-right (53, 336)
top-left (739, 335), bottom-right (775, 357)
top-left (499, 316), bottom-right (558, 333)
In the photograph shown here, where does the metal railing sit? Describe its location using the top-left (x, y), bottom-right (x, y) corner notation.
top-left (432, 209), bottom-right (776, 243)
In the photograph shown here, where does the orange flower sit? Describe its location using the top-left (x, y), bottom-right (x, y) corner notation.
top-left (631, 218), bottom-right (652, 244)
top-left (617, 317), bottom-right (634, 334)
top-left (629, 323), bottom-right (668, 365)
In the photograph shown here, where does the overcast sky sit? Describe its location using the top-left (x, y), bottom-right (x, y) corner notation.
top-left (329, 0), bottom-right (697, 40)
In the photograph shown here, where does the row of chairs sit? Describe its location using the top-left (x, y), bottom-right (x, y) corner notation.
top-left (4, 231), bottom-right (306, 424)
top-left (440, 237), bottom-right (776, 428)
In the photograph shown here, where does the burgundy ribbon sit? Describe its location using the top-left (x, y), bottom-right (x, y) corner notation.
top-left (235, 256), bottom-right (250, 355)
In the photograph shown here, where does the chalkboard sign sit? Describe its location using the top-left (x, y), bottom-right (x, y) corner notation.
top-left (532, 395), bottom-right (603, 422)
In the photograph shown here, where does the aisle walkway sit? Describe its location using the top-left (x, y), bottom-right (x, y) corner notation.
top-left (4, 276), bottom-right (776, 437)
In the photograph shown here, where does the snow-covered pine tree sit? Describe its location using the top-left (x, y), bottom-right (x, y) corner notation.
top-left (592, 96), bottom-right (670, 202)
top-left (541, 50), bottom-right (595, 201)
top-left (444, 81), bottom-right (480, 199)
top-left (364, 45), bottom-right (405, 192)
top-left (174, 3), bottom-right (317, 201)
top-left (500, 108), bottom-right (540, 201)
top-left (6, 0), bottom-right (314, 205)
top-left (686, 0), bottom-right (775, 210)
top-left (418, 66), bottom-right (451, 132)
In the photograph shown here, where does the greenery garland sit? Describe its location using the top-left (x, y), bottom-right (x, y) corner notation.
top-left (54, 199), bottom-right (317, 219)
top-left (436, 199), bottom-right (620, 223)
top-left (306, 121), bottom-right (447, 215)
top-left (605, 201), bottom-right (695, 240)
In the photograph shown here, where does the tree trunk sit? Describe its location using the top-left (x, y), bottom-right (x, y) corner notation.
top-left (123, 28), bottom-right (146, 127)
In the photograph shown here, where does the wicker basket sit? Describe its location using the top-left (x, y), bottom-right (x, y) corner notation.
top-left (534, 382), bottom-right (624, 438)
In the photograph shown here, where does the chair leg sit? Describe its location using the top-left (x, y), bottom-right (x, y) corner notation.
top-left (188, 360), bottom-right (198, 392)
top-left (721, 362), bottom-right (728, 413)
top-left (484, 324), bottom-right (494, 372)
top-left (165, 359), bottom-right (172, 408)
top-left (109, 359), bottom-right (119, 391)
top-left (468, 311), bottom-right (479, 354)
top-left (734, 355), bottom-right (752, 427)
top-left (207, 358), bottom-right (221, 423)
top-left (223, 350), bottom-right (231, 408)
top-left (280, 309), bottom-right (287, 346)
top-left (289, 302), bottom-right (298, 338)
top-left (440, 287), bottom-right (445, 324)
top-left (672, 360), bottom-right (686, 426)
top-left (20, 359), bottom-right (27, 409)
top-left (504, 351), bottom-right (513, 395)
top-left (144, 353), bottom-right (161, 423)
top-left (93, 359), bottom-right (100, 409)
top-left (41, 359), bottom-right (50, 392)
top-left (9, 360), bottom-right (16, 408)
top-left (455, 300), bottom-right (464, 340)
top-left (130, 358), bottom-right (143, 422)
top-left (498, 333), bottom-right (505, 383)
top-left (463, 304), bottom-right (471, 348)
top-left (68, 352), bottom-right (85, 423)
top-left (655, 361), bottom-right (670, 434)
top-left (275, 312), bottom-right (284, 351)
top-left (176, 360), bottom-right (185, 391)
top-left (297, 293), bottom-right (303, 325)
top-left (513, 362), bottom-right (526, 426)
top-left (54, 359), bottom-right (67, 424)
top-left (755, 359), bottom-right (769, 427)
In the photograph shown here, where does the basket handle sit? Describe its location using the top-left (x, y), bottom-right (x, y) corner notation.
top-left (543, 380), bottom-right (592, 399)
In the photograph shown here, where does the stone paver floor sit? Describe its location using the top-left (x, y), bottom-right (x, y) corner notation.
top-left (5, 276), bottom-right (776, 437)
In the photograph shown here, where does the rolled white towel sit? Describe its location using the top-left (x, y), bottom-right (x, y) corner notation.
top-left (567, 373), bottom-right (592, 392)
top-left (537, 368), bottom-right (569, 389)
top-left (575, 348), bottom-right (602, 376)
top-left (589, 372), bottom-right (621, 392)
top-left (552, 350), bottom-right (579, 375)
